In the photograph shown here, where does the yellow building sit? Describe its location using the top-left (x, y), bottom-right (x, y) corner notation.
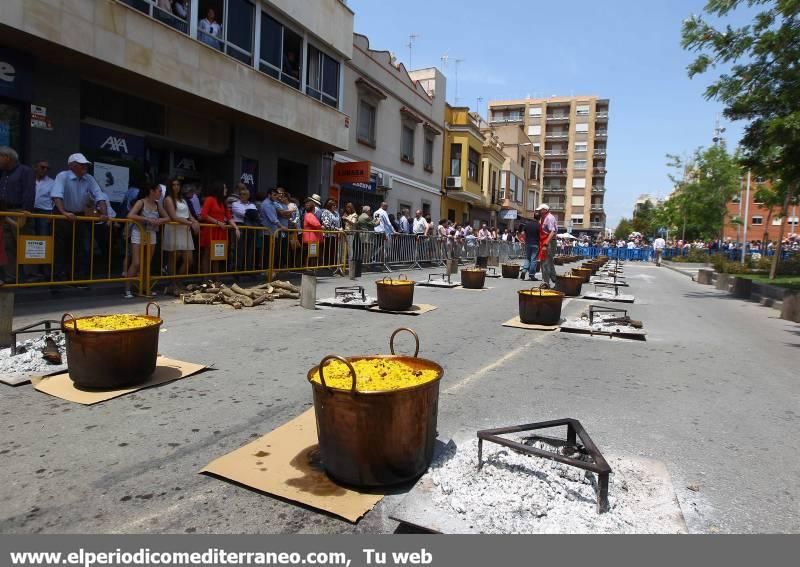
top-left (441, 105), bottom-right (486, 225)
top-left (480, 129), bottom-right (505, 227)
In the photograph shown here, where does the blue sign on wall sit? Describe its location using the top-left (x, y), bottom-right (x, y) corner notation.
top-left (0, 49), bottom-right (33, 101)
top-left (341, 181), bottom-right (378, 193)
top-left (80, 124), bottom-right (145, 160)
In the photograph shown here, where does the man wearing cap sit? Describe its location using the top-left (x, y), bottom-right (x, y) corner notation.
top-left (536, 203), bottom-right (558, 287)
top-left (51, 153), bottom-right (108, 280)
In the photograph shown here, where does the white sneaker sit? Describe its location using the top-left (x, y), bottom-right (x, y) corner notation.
top-left (123, 291), bottom-right (134, 299)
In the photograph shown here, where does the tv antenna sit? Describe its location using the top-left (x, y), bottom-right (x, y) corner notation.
top-left (407, 34), bottom-right (420, 69)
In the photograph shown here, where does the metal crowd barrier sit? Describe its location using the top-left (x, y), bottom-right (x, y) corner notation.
top-left (349, 231), bottom-right (446, 272)
top-left (0, 211), bottom-right (146, 290)
top-left (268, 228), bottom-right (348, 280)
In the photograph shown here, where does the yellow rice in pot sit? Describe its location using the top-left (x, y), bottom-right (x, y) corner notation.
top-left (75, 315), bottom-right (158, 331)
top-left (310, 359), bottom-right (438, 391)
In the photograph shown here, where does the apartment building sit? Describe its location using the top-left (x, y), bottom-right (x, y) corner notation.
top-left (334, 37), bottom-right (445, 220)
top-left (441, 105), bottom-right (487, 225)
top-left (487, 96), bottom-right (609, 236)
top-left (486, 123), bottom-right (542, 227)
top-left (0, 0), bottom-right (353, 203)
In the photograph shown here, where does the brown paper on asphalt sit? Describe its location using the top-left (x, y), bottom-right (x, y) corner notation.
top-left (201, 409), bottom-right (383, 523)
top-left (502, 316), bottom-right (562, 332)
top-left (31, 357), bottom-right (207, 405)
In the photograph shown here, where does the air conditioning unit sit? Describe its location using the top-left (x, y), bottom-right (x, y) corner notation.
top-left (374, 171), bottom-right (384, 186)
top-left (445, 176), bottom-right (462, 189)
top-left (381, 175), bottom-right (393, 190)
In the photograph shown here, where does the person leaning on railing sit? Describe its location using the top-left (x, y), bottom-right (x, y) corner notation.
top-left (163, 179), bottom-right (200, 293)
top-left (50, 153), bottom-right (108, 282)
top-left (199, 181), bottom-right (239, 274)
top-left (302, 196), bottom-right (323, 266)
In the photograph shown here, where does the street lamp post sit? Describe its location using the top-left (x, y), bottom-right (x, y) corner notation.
top-left (741, 170), bottom-right (751, 265)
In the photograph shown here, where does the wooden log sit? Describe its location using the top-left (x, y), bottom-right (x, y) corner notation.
top-left (269, 280), bottom-right (300, 293)
top-left (182, 293), bottom-right (221, 305)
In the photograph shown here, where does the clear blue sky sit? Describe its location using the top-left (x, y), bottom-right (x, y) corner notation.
top-left (346, 0), bottom-right (749, 228)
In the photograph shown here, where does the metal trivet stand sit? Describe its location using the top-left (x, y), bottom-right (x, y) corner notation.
top-left (592, 282), bottom-right (623, 297)
top-left (589, 304), bottom-right (628, 323)
top-left (427, 273), bottom-right (451, 285)
top-left (334, 286), bottom-right (366, 302)
top-left (477, 418), bottom-right (612, 513)
top-left (9, 320), bottom-right (61, 356)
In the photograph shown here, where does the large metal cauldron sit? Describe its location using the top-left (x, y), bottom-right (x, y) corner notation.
top-left (518, 287), bottom-right (565, 325)
top-left (461, 268), bottom-right (486, 289)
top-left (375, 274), bottom-right (415, 311)
top-left (556, 274), bottom-right (584, 297)
top-left (501, 263), bottom-right (521, 279)
top-left (307, 328), bottom-right (443, 487)
top-left (61, 303), bottom-right (162, 389)
top-left (572, 268), bottom-right (592, 283)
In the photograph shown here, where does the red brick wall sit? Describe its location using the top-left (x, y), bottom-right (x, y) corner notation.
top-left (723, 193), bottom-right (798, 241)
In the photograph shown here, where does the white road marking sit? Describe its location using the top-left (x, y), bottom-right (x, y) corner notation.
top-left (111, 493), bottom-right (208, 533)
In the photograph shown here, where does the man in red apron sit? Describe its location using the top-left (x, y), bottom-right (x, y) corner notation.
top-left (537, 204), bottom-right (559, 287)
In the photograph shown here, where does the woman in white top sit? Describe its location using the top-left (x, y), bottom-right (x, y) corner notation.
top-left (163, 179), bottom-right (199, 292)
top-left (231, 185), bottom-right (259, 270)
top-left (125, 184), bottom-right (168, 298)
top-left (198, 8), bottom-right (222, 50)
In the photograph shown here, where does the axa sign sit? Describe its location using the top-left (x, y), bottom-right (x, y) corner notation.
top-left (100, 135), bottom-right (130, 154)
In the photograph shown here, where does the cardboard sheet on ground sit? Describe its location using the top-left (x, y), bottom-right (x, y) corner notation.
top-left (31, 357), bottom-right (207, 405)
top-left (201, 409), bottom-right (383, 523)
top-left (367, 304), bottom-right (438, 316)
top-left (502, 316), bottom-right (562, 332)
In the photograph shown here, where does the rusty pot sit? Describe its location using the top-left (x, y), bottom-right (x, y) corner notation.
top-left (582, 262), bottom-right (599, 274)
top-left (572, 268), bottom-right (592, 283)
top-left (375, 274), bottom-right (415, 311)
top-left (61, 303), bottom-right (162, 389)
top-left (460, 268), bottom-right (487, 289)
top-left (307, 328), bottom-right (444, 487)
top-left (556, 274), bottom-right (584, 297)
top-left (501, 263), bottom-right (521, 279)
top-left (518, 287), bottom-right (565, 326)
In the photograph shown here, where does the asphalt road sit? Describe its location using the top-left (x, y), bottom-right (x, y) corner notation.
top-left (1, 261), bottom-right (798, 534)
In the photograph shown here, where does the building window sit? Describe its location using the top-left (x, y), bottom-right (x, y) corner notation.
top-left (533, 143), bottom-right (540, 153)
top-left (527, 125), bottom-right (541, 137)
top-left (259, 12), bottom-right (302, 89)
top-left (576, 104), bottom-right (590, 116)
top-left (527, 191), bottom-right (536, 210)
top-left (357, 99), bottom-right (376, 146)
top-left (450, 143), bottom-right (462, 177)
top-left (224, 0), bottom-right (254, 64)
top-left (575, 142), bottom-right (588, 152)
top-left (529, 107), bottom-right (542, 117)
top-left (573, 178), bottom-right (586, 189)
top-left (574, 160), bottom-right (587, 170)
top-left (401, 125), bottom-right (415, 163)
top-left (126, 0), bottom-right (191, 33)
top-left (571, 215), bottom-right (584, 226)
top-left (306, 45), bottom-right (340, 109)
top-left (529, 161), bottom-right (539, 181)
top-left (772, 217), bottom-right (783, 226)
top-left (575, 123), bottom-right (589, 133)
top-left (424, 137), bottom-right (434, 171)
top-left (468, 148), bottom-right (480, 182)
top-left (751, 216), bottom-right (763, 225)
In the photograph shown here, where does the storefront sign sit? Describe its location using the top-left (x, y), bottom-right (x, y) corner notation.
top-left (333, 161), bottom-right (371, 185)
top-left (80, 124), bottom-right (145, 160)
top-left (30, 104), bottom-right (53, 131)
top-left (340, 180), bottom-right (378, 193)
top-left (17, 236), bottom-right (53, 264)
top-left (94, 162), bottom-right (130, 203)
top-left (240, 158), bottom-right (258, 193)
top-left (498, 209), bottom-right (518, 220)
top-left (174, 152), bottom-right (200, 175)
top-left (0, 49), bottom-right (33, 101)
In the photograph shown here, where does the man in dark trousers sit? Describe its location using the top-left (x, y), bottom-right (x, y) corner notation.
top-left (521, 212), bottom-right (541, 281)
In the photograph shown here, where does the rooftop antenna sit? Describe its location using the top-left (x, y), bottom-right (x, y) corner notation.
top-left (407, 33), bottom-right (420, 69)
top-left (454, 58), bottom-right (465, 105)
top-left (713, 114), bottom-right (726, 145)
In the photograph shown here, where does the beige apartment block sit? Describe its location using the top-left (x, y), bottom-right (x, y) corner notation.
top-left (487, 96), bottom-right (609, 235)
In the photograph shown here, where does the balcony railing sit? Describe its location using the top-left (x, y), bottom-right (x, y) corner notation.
top-left (490, 115), bottom-right (524, 123)
top-left (543, 186), bottom-right (566, 192)
top-left (592, 186), bottom-right (606, 193)
top-left (543, 169), bottom-right (567, 176)
top-left (595, 131), bottom-right (608, 138)
top-left (591, 222), bottom-right (604, 229)
top-left (594, 149), bottom-right (607, 156)
top-left (546, 115), bottom-right (570, 121)
top-left (545, 133), bottom-right (570, 139)
top-left (591, 205), bottom-right (605, 211)
top-left (545, 203), bottom-right (565, 211)
top-left (593, 167), bottom-right (607, 175)
top-left (544, 150), bottom-right (569, 156)
top-left (596, 112), bottom-right (609, 119)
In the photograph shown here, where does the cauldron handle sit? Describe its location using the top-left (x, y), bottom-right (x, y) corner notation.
top-left (61, 313), bottom-right (78, 333)
top-left (398, 273), bottom-right (408, 281)
top-left (389, 328), bottom-right (420, 358)
top-left (318, 355), bottom-right (358, 393)
top-left (379, 276), bottom-right (393, 284)
top-left (146, 302), bottom-right (161, 318)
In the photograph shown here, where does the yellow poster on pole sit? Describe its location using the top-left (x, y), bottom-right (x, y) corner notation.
top-left (211, 240), bottom-right (228, 261)
top-left (17, 235), bottom-right (53, 265)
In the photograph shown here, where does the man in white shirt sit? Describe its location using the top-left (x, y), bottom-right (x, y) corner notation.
top-left (198, 8), bottom-right (222, 50)
top-left (653, 236), bottom-right (666, 266)
top-left (373, 202), bottom-right (394, 235)
top-left (398, 209), bottom-right (410, 234)
top-left (33, 160), bottom-right (54, 235)
top-left (412, 210), bottom-right (429, 236)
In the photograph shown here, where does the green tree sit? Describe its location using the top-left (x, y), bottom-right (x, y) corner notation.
top-left (682, 0), bottom-right (800, 278)
top-left (631, 200), bottom-right (657, 237)
top-left (614, 218), bottom-right (634, 240)
top-left (664, 144), bottom-right (741, 240)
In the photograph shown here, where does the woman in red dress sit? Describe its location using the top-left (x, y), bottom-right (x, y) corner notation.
top-left (199, 181), bottom-right (240, 273)
top-left (302, 196), bottom-right (323, 267)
